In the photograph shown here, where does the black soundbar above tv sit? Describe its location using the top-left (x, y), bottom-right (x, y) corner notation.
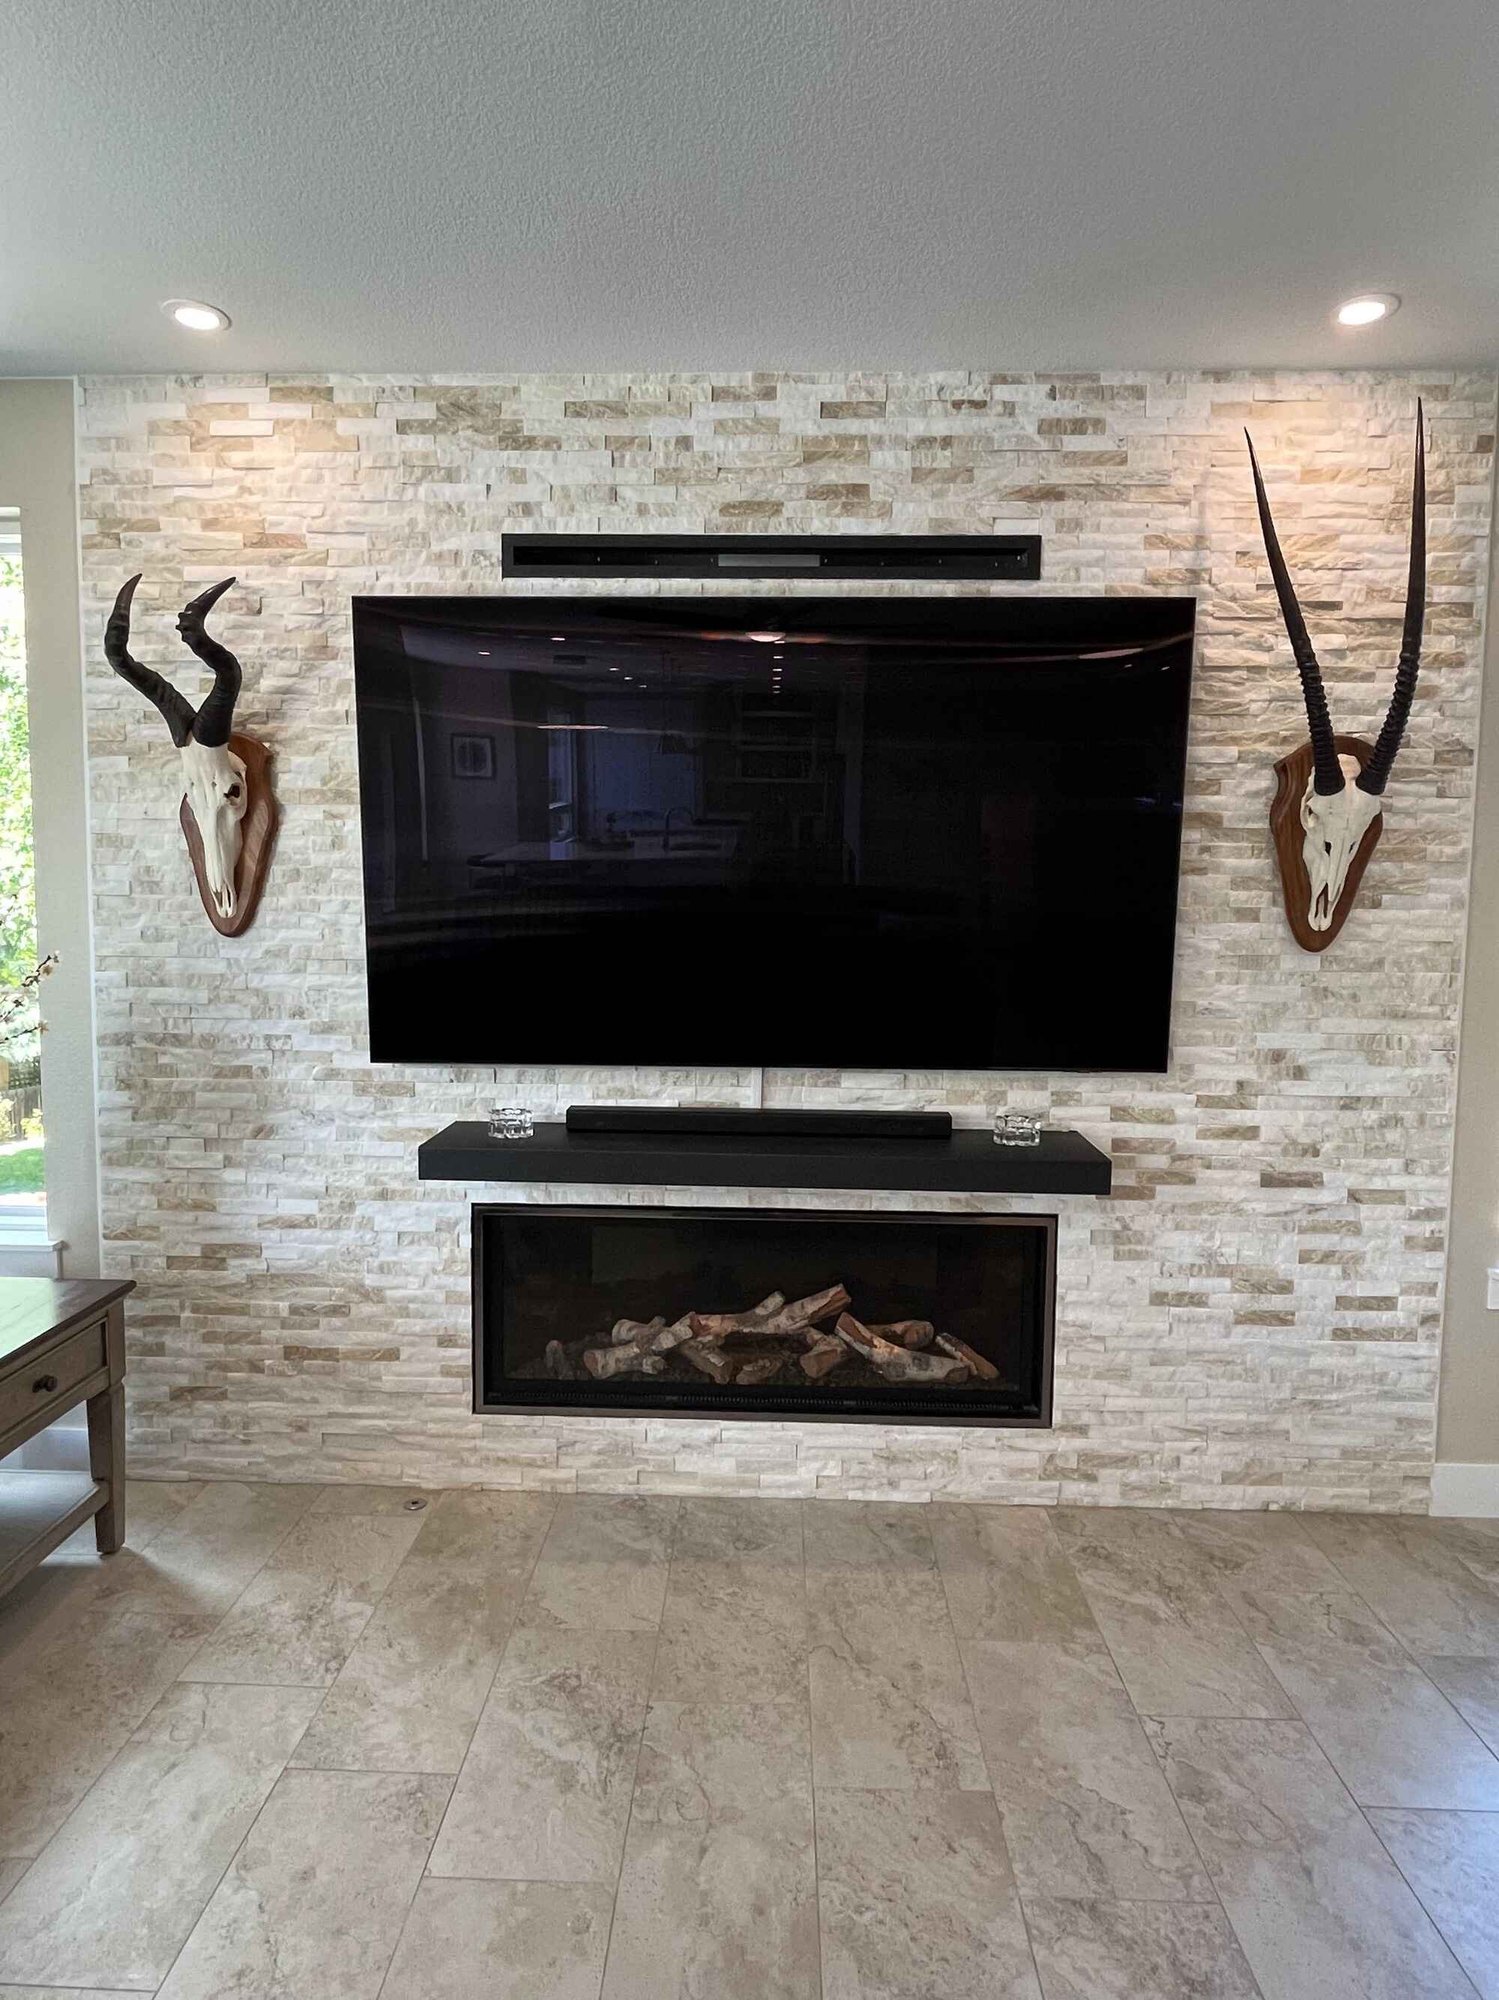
top-left (352, 593), bottom-right (1194, 1072)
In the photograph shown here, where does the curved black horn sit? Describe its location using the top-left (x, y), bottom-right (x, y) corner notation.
top-left (103, 574), bottom-right (197, 747)
top-left (1356, 403), bottom-right (1426, 798)
top-left (176, 576), bottom-right (242, 748)
top-left (1246, 432), bottom-right (1345, 796)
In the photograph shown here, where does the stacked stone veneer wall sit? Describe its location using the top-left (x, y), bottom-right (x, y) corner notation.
top-left (76, 368), bottom-right (1496, 1506)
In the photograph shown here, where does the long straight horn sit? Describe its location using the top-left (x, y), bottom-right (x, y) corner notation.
top-left (1246, 431), bottom-right (1345, 795)
top-left (103, 574), bottom-right (197, 747)
top-left (176, 576), bottom-right (242, 748)
top-left (1356, 402), bottom-right (1425, 797)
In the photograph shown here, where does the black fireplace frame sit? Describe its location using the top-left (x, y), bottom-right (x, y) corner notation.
top-left (471, 1203), bottom-right (1057, 1427)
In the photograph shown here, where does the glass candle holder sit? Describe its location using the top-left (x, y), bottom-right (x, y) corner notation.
top-left (488, 1104), bottom-right (534, 1141)
top-left (992, 1110), bottom-right (1041, 1148)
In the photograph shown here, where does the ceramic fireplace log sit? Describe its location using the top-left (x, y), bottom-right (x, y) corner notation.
top-left (800, 1335), bottom-right (847, 1380)
top-left (832, 1311), bottom-right (880, 1357)
top-left (685, 1293), bottom-right (783, 1341)
top-left (583, 1343), bottom-right (666, 1381)
top-left (572, 1290), bottom-right (984, 1391)
top-left (834, 1312), bottom-right (969, 1384)
top-left (610, 1315), bottom-right (668, 1346)
top-left (683, 1344), bottom-right (737, 1385)
top-left (736, 1358), bottom-right (782, 1386)
top-left (689, 1284), bottom-right (851, 1344)
top-left (934, 1332), bottom-right (999, 1381)
top-left (876, 1346), bottom-right (971, 1385)
top-left (867, 1319), bottom-right (935, 1350)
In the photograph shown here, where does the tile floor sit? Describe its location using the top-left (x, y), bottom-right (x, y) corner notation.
top-left (1, 1483), bottom-right (1498, 1999)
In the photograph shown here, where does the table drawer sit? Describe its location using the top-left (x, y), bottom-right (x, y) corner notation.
top-left (0, 1321), bottom-right (108, 1434)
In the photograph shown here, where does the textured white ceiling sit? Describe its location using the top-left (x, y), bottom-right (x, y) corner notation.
top-left (2, 0), bottom-right (1496, 374)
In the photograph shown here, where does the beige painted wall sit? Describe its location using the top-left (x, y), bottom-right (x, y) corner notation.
top-left (0, 379), bottom-right (100, 1274)
top-left (1438, 459), bottom-right (1499, 1472)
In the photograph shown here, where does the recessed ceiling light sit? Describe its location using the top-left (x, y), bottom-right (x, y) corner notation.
top-left (162, 299), bottom-right (231, 333)
top-left (1335, 293), bottom-right (1399, 327)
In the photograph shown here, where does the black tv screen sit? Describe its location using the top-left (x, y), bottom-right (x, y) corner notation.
top-left (352, 595), bottom-right (1193, 1071)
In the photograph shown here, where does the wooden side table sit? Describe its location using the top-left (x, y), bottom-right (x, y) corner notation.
top-left (0, 1276), bottom-right (135, 1602)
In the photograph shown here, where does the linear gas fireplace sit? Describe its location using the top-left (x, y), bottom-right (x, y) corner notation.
top-left (473, 1205), bottom-right (1056, 1426)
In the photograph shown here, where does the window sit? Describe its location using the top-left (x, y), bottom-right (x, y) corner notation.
top-left (0, 509), bottom-right (46, 1223)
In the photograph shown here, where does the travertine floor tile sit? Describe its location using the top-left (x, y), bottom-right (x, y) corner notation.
top-left (630, 1696), bottom-right (812, 1824)
top-left (1422, 1656), bottom-right (1499, 1756)
top-left (0, 1481), bottom-right (316, 1856)
top-left (0, 1988), bottom-right (146, 1997)
top-left (809, 1567), bottom-right (987, 1789)
top-left (816, 1784), bottom-right (1039, 2000)
top-left (379, 1878), bottom-right (614, 2000)
top-left (1229, 1580), bottom-right (1499, 1808)
top-left (963, 1638), bottom-right (1211, 1901)
top-left (519, 1497), bottom-right (677, 1633)
top-left (428, 1627), bottom-right (653, 1883)
top-left (180, 1505), bottom-right (426, 1686)
top-left (53, 1479), bottom-right (206, 1559)
top-left (292, 1492), bottom-right (553, 1773)
top-left (1367, 1807), bottom-right (1499, 2000)
top-left (1301, 1515), bottom-right (1499, 1656)
top-left (601, 1700), bottom-right (817, 2000)
top-left (0, 1682), bottom-right (322, 1989)
top-left (803, 1499), bottom-right (937, 1574)
top-left (101, 1480), bottom-right (319, 1609)
top-left (651, 1559), bottom-right (808, 1704)
top-left (154, 1768), bottom-right (449, 2000)
top-left (8, 1487), bottom-right (1499, 1999)
top-left (671, 1494), bottom-right (803, 1564)
top-left (1153, 1715), bottom-right (1476, 2000)
top-left (1398, 1517), bottom-right (1499, 1588)
top-left (1164, 1510), bottom-right (1347, 1599)
top-left (1022, 1895), bottom-right (1262, 2000)
top-left (1051, 1511), bottom-right (1296, 1718)
top-left (930, 1504), bottom-right (1098, 1642)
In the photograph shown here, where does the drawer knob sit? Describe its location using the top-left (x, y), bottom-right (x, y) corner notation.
top-left (32, 1373), bottom-right (59, 1394)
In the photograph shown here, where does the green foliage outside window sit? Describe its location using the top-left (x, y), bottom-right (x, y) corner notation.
top-left (0, 550), bottom-right (47, 1194)
top-left (0, 554), bottom-right (38, 1013)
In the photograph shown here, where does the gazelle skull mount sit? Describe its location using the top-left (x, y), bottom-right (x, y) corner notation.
top-left (104, 575), bottom-right (278, 936)
top-left (1247, 404), bottom-right (1426, 952)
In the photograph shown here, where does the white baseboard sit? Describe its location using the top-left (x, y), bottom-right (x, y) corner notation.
top-left (1431, 1463), bottom-right (1499, 1518)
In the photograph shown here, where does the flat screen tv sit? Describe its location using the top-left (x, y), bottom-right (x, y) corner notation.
top-left (352, 595), bottom-right (1194, 1071)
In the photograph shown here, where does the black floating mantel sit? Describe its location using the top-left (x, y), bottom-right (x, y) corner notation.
top-left (417, 1122), bottom-right (1112, 1197)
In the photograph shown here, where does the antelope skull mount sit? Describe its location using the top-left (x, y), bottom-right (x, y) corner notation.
top-left (104, 575), bottom-right (278, 936)
top-left (1247, 404), bottom-right (1426, 951)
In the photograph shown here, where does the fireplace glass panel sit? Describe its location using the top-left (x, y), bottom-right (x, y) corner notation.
top-left (475, 1207), bottom-right (1053, 1425)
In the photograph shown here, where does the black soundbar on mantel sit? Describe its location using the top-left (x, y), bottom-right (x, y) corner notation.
top-left (418, 1121), bottom-right (1112, 1197)
top-left (566, 1106), bottom-right (952, 1140)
